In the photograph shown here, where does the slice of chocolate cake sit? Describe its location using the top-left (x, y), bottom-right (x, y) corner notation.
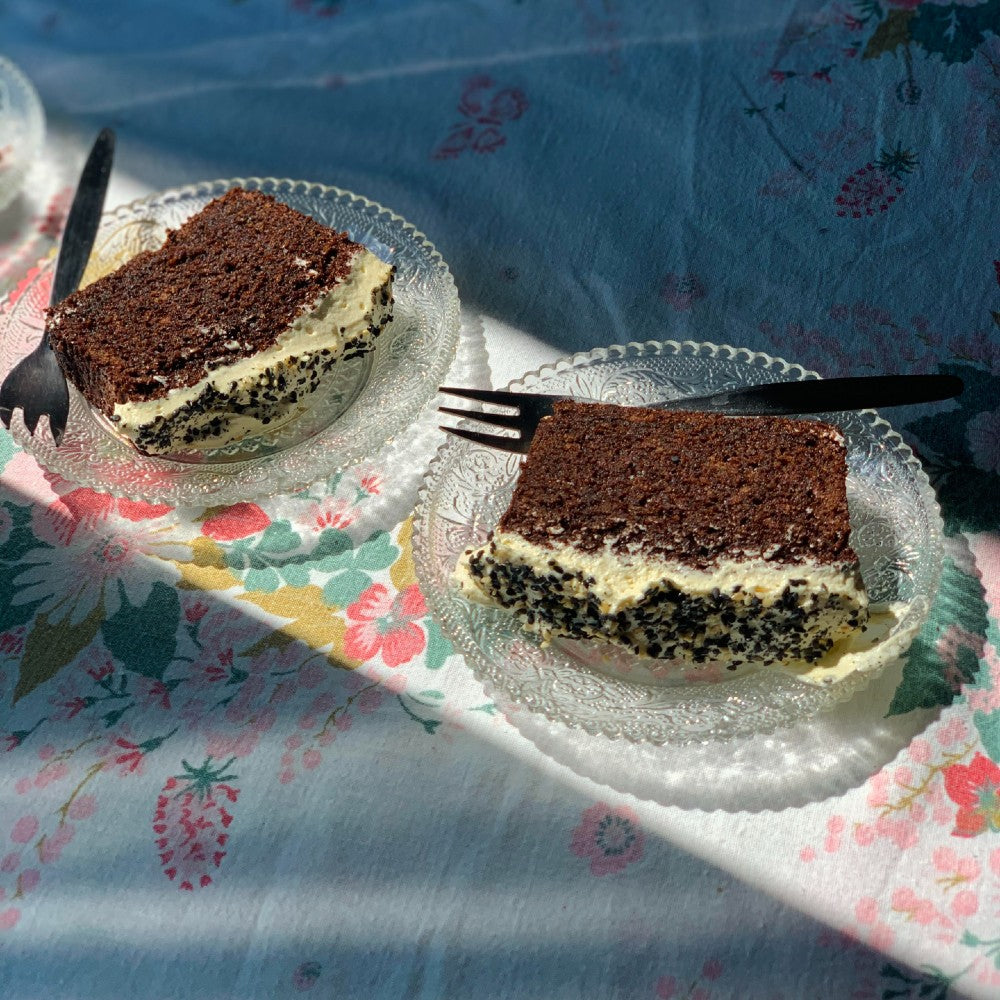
top-left (47, 187), bottom-right (394, 454)
top-left (454, 401), bottom-right (869, 670)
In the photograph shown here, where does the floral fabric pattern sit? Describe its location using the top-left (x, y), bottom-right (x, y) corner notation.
top-left (1, 0), bottom-right (999, 997)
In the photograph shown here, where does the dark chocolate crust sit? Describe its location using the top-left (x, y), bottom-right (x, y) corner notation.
top-left (47, 188), bottom-right (364, 413)
top-left (497, 401), bottom-right (858, 570)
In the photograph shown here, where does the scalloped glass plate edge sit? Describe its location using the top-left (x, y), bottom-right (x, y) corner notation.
top-left (412, 339), bottom-right (944, 746)
top-left (0, 177), bottom-right (461, 505)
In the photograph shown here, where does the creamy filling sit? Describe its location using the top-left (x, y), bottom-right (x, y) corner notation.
top-left (455, 529), bottom-right (869, 668)
top-left (110, 250), bottom-right (392, 450)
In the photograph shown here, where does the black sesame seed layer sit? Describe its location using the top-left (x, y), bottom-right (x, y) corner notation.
top-left (128, 312), bottom-right (391, 454)
top-left (464, 546), bottom-right (867, 667)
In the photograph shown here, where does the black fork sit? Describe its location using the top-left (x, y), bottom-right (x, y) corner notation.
top-left (0, 128), bottom-right (115, 445)
top-left (437, 373), bottom-right (964, 454)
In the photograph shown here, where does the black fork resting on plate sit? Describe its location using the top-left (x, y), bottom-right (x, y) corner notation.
top-left (0, 127), bottom-right (115, 445)
top-left (437, 373), bottom-right (964, 454)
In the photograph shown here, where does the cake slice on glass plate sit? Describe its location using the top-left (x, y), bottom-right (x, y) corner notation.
top-left (47, 187), bottom-right (394, 455)
top-left (454, 400), bottom-right (869, 671)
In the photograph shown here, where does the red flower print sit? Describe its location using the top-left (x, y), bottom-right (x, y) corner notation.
top-left (201, 502), bottom-right (271, 541)
top-left (660, 272), bottom-right (707, 311)
top-left (343, 583), bottom-right (428, 667)
top-left (943, 752), bottom-right (1000, 837)
top-left (835, 145), bottom-right (918, 219)
top-left (570, 802), bottom-right (645, 876)
top-left (473, 128), bottom-right (506, 154)
top-left (292, 961), bottom-right (322, 991)
top-left (433, 76), bottom-right (528, 159)
top-left (486, 88), bottom-right (528, 123)
top-left (154, 757), bottom-right (239, 891)
top-left (433, 125), bottom-right (477, 161)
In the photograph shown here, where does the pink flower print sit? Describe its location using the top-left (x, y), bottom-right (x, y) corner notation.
top-left (42, 487), bottom-right (170, 546)
top-left (0, 907), bottom-right (20, 931)
top-left (936, 716), bottom-right (971, 748)
top-left (570, 802), bottom-right (645, 876)
top-left (966, 643), bottom-right (1000, 714)
top-left (38, 822), bottom-right (74, 864)
top-left (659, 272), bottom-right (706, 311)
top-left (0, 626), bottom-right (26, 657)
top-left (655, 976), bottom-right (678, 999)
top-left (358, 471), bottom-right (382, 495)
top-left (835, 145), bottom-right (917, 218)
top-left (17, 869), bottom-right (40, 896)
top-left (702, 959), bottom-right (723, 981)
top-left (66, 795), bottom-right (97, 821)
top-left (292, 961), bottom-right (322, 991)
top-left (355, 686), bottom-right (384, 715)
top-left (891, 887), bottom-right (946, 927)
top-left (10, 815), bottom-right (38, 844)
top-left (309, 497), bottom-right (354, 532)
top-left (966, 408), bottom-right (1000, 473)
top-left (0, 853), bottom-right (19, 873)
top-left (944, 752), bottom-right (1000, 836)
top-left (184, 599), bottom-right (210, 624)
top-left (14, 510), bottom-right (185, 626)
top-left (154, 758), bottom-right (238, 891)
top-left (951, 889), bottom-right (979, 918)
top-left (201, 502), bottom-right (271, 541)
top-left (343, 583), bottom-right (428, 667)
top-left (204, 729), bottom-right (259, 761)
top-left (433, 76), bottom-right (528, 159)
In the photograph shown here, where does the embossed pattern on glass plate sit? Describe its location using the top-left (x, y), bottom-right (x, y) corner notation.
top-left (413, 341), bottom-right (944, 745)
top-left (0, 57), bottom-right (45, 213)
top-left (0, 178), bottom-right (460, 504)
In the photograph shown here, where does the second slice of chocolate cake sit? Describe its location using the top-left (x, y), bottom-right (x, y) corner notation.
top-left (454, 401), bottom-right (869, 670)
top-left (47, 188), bottom-right (394, 455)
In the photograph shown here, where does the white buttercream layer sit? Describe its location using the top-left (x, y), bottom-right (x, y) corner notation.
top-left (455, 529), bottom-right (869, 669)
top-left (111, 249), bottom-right (392, 451)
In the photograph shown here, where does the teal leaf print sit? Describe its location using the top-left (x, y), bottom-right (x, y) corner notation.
top-left (353, 531), bottom-right (398, 572)
top-left (320, 531), bottom-right (399, 607)
top-left (101, 580), bottom-right (180, 680)
top-left (424, 619), bottom-right (452, 670)
top-left (0, 502), bottom-right (51, 631)
top-left (909, 0), bottom-right (1000, 65)
top-left (887, 558), bottom-right (988, 716)
top-left (256, 520), bottom-right (301, 556)
top-left (974, 710), bottom-right (1000, 763)
top-left (322, 568), bottom-right (371, 608)
top-left (244, 566), bottom-right (282, 593)
top-left (0, 430), bottom-right (16, 473)
top-left (311, 528), bottom-right (353, 570)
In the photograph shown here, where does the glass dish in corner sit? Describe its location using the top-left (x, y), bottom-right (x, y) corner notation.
top-left (0, 57), bottom-right (45, 213)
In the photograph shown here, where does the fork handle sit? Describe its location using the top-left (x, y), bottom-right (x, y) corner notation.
top-left (49, 128), bottom-right (116, 311)
top-left (664, 373), bottom-right (963, 415)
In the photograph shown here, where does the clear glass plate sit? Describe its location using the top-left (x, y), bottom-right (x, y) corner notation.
top-left (412, 340), bottom-right (944, 744)
top-left (0, 57), bottom-right (45, 212)
top-left (0, 178), bottom-right (460, 504)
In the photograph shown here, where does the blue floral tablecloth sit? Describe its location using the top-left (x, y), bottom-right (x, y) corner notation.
top-left (1, 2), bottom-right (1000, 998)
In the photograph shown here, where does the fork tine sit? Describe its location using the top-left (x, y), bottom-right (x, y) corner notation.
top-left (49, 410), bottom-right (67, 446)
top-left (21, 397), bottom-right (42, 436)
top-left (439, 424), bottom-right (531, 454)
top-left (437, 404), bottom-right (525, 430)
top-left (438, 385), bottom-right (532, 408)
